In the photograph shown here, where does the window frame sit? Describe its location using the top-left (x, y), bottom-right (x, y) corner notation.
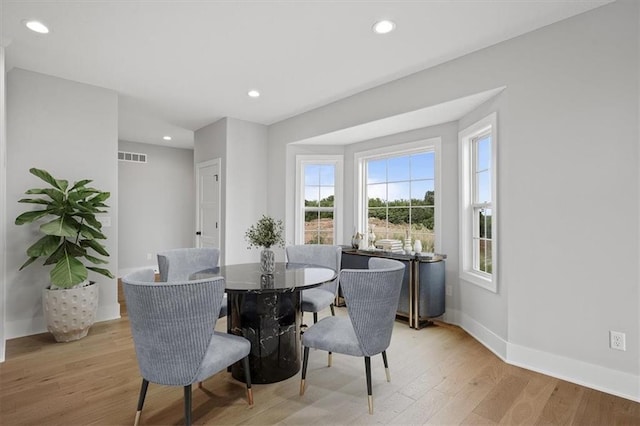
top-left (354, 138), bottom-right (441, 251)
top-left (294, 155), bottom-right (344, 245)
top-left (459, 112), bottom-right (498, 292)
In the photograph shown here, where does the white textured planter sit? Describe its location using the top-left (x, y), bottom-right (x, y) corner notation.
top-left (43, 282), bottom-right (99, 342)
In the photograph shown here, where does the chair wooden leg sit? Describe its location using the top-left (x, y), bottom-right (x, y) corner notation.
top-left (242, 356), bottom-right (254, 406)
top-left (184, 384), bottom-right (192, 426)
top-left (134, 379), bottom-right (149, 426)
top-left (381, 350), bottom-right (391, 382)
top-left (313, 312), bottom-right (318, 323)
top-left (364, 356), bottom-right (373, 414)
top-left (300, 346), bottom-right (310, 395)
top-left (330, 304), bottom-right (335, 316)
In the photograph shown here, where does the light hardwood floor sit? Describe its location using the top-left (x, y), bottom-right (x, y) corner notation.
top-left (1, 307), bottom-right (638, 425)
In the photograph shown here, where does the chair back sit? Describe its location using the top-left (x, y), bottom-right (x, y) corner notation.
top-left (157, 247), bottom-right (220, 281)
top-left (339, 257), bottom-right (405, 357)
top-left (285, 245), bottom-right (342, 295)
top-left (122, 268), bottom-right (225, 386)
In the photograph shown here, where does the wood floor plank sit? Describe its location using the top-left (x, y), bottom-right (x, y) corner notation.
top-left (1, 307), bottom-right (638, 426)
top-left (535, 381), bottom-right (584, 425)
top-left (472, 374), bottom-right (529, 422)
top-left (498, 375), bottom-right (558, 425)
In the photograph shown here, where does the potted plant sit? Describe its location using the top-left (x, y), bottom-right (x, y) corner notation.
top-left (245, 215), bottom-right (284, 274)
top-left (15, 168), bottom-right (114, 342)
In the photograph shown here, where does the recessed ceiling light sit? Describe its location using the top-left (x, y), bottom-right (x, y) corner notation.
top-left (163, 136), bottom-right (172, 141)
top-left (24, 20), bottom-right (49, 34)
top-left (248, 90), bottom-right (260, 98)
top-left (372, 20), bottom-right (395, 35)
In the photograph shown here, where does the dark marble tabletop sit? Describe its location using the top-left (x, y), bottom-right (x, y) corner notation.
top-left (190, 262), bottom-right (336, 293)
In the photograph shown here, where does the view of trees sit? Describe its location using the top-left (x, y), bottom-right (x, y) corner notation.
top-left (304, 191), bottom-right (438, 249)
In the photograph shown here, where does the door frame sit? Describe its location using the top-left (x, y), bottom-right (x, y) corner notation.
top-left (195, 158), bottom-right (222, 258)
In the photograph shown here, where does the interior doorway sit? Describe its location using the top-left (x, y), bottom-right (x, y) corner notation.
top-left (195, 159), bottom-right (222, 259)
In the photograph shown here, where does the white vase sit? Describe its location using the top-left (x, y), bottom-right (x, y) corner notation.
top-left (43, 281), bottom-right (99, 342)
top-left (414, 239), bottom-right (422, 254)
top-left (403, 238), bottom-right (412, 254)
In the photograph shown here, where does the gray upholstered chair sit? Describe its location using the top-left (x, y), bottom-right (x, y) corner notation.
top-left (299, 257), bottom-right (405, 414)
top-left (157, 247), bottom-right (227, 318)
top-left (285, 244), bottom-right (342, 324)
top-left (122, 269), bottom-right (253, 426)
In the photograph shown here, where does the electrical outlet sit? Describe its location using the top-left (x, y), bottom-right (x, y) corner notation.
top-left (446, 285), bottom-right (452, 296)
top-left (610, 331), bottom-right (626, 351)
top-left (146, 253), bottom-right (153, 260)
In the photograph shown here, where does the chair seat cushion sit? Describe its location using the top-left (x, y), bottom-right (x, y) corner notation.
top-left (194, 331), bottom-right (250, 382)
top-left (301, 288), bottom-right (335, 313)
top-left (301, 316), bottom-right (363, 357)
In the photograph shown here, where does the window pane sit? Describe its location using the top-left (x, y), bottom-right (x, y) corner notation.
top-left (369, 215), bottom-right (390, 239)
top-left (367, 159), bottom-right (386, 184)
top-left (411, 180), bottom-right (435, 206)
top-left (411, 152), bottom-right (435, 180)
top-left (304, 164), bottom-right (320, 185)
top-left (304, 210), bottom-right (319, 223)
top-left (305, 186), bottom-right (320, 205)
top-left (368, 183), bottom-right (387, 203)
top-left (411, 207), bottom-right (434, 231)
top-left (318, 232), bottom-right (334, 244)
top-left (480, 208), bottom-right (492, 239)
top-left (477, 135), bottom-right (491, 172)
top-left (388, 181), bottom-right (410, 204)
top-left (479, 239), bottom-right (492, 273)
top-left (319, 186), bottom-right (334, 206)
top-left (368, 207), bottom-right (387, 225)
top-left (476, 170), bottom-right (491, 203)
top-left (305, 231), bottom-right (320, 244)
top-left (319, 165), bottom-right (335, 185)
top-left (388, 206), bottom-right (409, 227)
top-left (387, 156), bottom-right (410, 182)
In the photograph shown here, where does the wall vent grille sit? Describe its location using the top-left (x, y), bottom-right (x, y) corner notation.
top-left (118, 151), bottom-right (147, 163)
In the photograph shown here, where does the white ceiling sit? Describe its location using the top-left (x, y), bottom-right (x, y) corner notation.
top-left (1, 0), bottom-right (611, 149)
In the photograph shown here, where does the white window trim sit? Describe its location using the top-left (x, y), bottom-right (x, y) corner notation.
top-left (294, 155), bottom-right (344, 245)
top-left (353, 138), bottom-right (442, 251)
top-left (459, 112), bottom-right (498, 292)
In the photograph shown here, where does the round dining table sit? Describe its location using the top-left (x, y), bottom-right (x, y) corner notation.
top-left (191, 262), bottom-right (337, 384)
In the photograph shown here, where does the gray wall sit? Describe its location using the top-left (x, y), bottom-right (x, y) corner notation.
top-left (268, 1), bottom-right (639, 400)
top-left (5, 68), bottom-right (120, 338)
top-left (194, 117), bottom-right (269, 265)
top-left (118, 140), bottom-right (195, 275)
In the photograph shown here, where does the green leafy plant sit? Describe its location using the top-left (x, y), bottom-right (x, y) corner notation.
top-left (245, 215), bottom-right (285, 249)
top-left (15, 168), bottom-right (115, 289)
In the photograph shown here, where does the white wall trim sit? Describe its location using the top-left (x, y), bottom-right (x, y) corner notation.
top-left (444, 308), bottom-right (508, 360)
top-left (443, 308), bottom-right (640, 403)
top-left (508, 342), bottom-right (640, 403)
top-left (458, 112), bottom-right (498, 293)
top-left (353, 137), bottom-right (442, 248)
top-left (294, 154), bottom-right (344, 245)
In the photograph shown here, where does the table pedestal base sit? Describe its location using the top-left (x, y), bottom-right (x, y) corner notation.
top-left (228, 291), bottom-right (301, 384)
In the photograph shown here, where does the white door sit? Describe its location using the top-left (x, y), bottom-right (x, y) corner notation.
top-left (196, 159), bottom-right (221, 250)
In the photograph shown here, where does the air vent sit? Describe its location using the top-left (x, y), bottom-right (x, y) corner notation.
top-left (118, 151), bottom-right (147, 163)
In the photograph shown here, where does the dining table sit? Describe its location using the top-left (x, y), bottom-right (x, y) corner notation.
top-left (191, 262), bottom-right (337, 384)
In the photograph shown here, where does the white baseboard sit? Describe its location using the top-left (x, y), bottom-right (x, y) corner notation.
top-left (508, 342), bottom-right (640, 403)
top-left (443, 308), bottom-right (639, 402)
top-left (444, 308), bottom-right (508, 360)
top-left (6, 302), bottom-right (121, 340)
